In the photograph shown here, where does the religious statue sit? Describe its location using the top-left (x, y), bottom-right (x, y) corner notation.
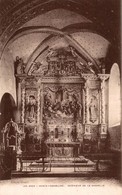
top-left (89, 95), bottom-right (98, 123)
top-left (99, 57), bottom-right (106, 73)
top-left (14, 56), bottom-right (25, 74)
top-left (26, 95), bottom-right (37, 124)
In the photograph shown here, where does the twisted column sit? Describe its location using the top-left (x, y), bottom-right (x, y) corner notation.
top-left (16, 78), bottom-right (21, 122)
top-left (100, 80), bottom-right (105, 124)
top-left (37, 87), bottom-right (41, 124)
top-left (98, 74), bottom-right (109, 124)
top-left (84, 81), bottom-right (89, 124)
top-left (40, 84), bottom-right (44, 126)
top-left (82, 89), bottom-right (85, 124)
top-left (21, 86), bottom-right (25, 123)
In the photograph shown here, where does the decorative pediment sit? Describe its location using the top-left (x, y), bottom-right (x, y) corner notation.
top-left (28, 61), bottom-right (47, 76)
top-left (45, 47), bottom-right (80, 76)
top-left (28, 46), bottom-right (99, 77)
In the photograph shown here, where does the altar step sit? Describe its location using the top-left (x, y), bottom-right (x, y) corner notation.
top-left (11, 156), bottom-right (117, 178)
top-left (11, 169), bottom-right (117, 178)
top-left (15, 155), bottom-right (114, 175)
top-left (29, 158), bottom-right (95, 167)
top-left (26, 162), bottom-right (95, 168)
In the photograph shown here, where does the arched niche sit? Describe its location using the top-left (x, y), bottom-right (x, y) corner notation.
top-left (109, 63), bottom-right (120, 127)
top-left (108, 63), bottom-right (121, 151)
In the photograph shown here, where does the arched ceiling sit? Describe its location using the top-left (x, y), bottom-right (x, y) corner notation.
top-left (0, 0), bottom-right (120, 73)
top-left (21, 8), bottom-right (92, 29)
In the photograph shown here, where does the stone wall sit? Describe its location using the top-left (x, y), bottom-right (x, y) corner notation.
top-left (0, 48), bottom-right (16, 103)
top-left (108, 125), bottom-right (121, 151)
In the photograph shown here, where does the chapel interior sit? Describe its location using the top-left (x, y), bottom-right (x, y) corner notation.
top-left (0, 0), bottom-right (121, 180)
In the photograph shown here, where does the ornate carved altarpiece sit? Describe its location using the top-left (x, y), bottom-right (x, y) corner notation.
top-left (15, 46), bottom-right (109, 156)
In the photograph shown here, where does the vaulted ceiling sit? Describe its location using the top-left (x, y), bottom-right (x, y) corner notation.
top-left (0, 0), bottom-right (120, 73)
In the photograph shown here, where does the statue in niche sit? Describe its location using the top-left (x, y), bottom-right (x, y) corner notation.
top-left (89, 95), bottom-right (98, 123)
top-left (26, 95), bottom-right (37, 124)
top-left (14, 56), bottom-right (25, 74)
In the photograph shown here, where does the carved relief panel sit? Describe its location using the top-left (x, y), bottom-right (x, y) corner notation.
top-left (43, 83), bottom-right (83, 142)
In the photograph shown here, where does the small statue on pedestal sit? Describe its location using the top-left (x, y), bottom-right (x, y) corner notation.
top-left (14, 56), bottom-right (26, 74)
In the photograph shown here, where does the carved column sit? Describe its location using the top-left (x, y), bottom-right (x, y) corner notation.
top-left (82, 75), bottom-right (91, 136)
top-left (21, 80), bottom-right (25, 123)
top-left (82, 75), bottom-right (91, 125)
top-left (82, 74), bottom-right (99, 137)
top-left (98, 74), bottom-right (109, 124)
top-left (101, 80), bottom-right (106, 124)
top-left (84, 81), bottom-right (89, 124)
top-left (82, 89), bottom-right (86, 124)
top-left (16, 77), bottom-right (21, 122)
top-left (37, 87), bottom-right (41, 124)
top-left (99, 88), bottom-right (102, 124)
top-left (40, 83), bottom-right (44, 126)
top-left (98, 74), bottom-right (109, 137)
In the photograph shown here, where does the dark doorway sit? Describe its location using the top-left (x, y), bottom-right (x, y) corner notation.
top-left (0, 93), bottom-right (16, 143)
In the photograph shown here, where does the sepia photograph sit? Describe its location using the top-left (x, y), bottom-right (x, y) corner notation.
top-left (0, 0), bottom-right (121, 194)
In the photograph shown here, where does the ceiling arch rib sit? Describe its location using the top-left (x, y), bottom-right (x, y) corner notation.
top-left (63, 22), bottom-right (111, 43)
top-left (27, 36), bottom-right (88, 75)
top-left (2, 26), bottom-right (65, 57)
top-left (9, 26), bottom-right (99, 73)
top-left (25, 34), bottom-right (68, 73)
top-left (0, 0), bottom-right (119, 62)
top-left (0, 0), bottom-right (92, 56)
top-left (4, 22), bottom-right (110, 53)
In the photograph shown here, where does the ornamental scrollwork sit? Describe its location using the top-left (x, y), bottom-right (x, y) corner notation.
top-left (28, 46), bottom-right (97, 77)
